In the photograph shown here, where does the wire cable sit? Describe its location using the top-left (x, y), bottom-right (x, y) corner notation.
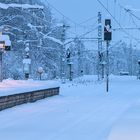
top-left (97, 0), bottom-right (140, 42)
top-left (79, 16), bottom-right (97, 25)
top-left (119, 3), bottom-right (140, 21)
top-left (44, 0), bottom-right (90, 29)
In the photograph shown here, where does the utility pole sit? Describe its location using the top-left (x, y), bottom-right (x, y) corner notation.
top-left (77, 39), bottom-right (83, 77)
top-left (104, 19), bottom-right (112, 93)
top-left (66, 48), bottom-right (73, 81)
top-left (98, 12), bottom-right (104, 80)
top-left (129, 41), bottom-right (133, 75)
top-left (0, 51), bottom-right (3, 82)
top-left (106, 41), bottom-right (109, 92)
top-left (78, 42), bottom-right (81, 77)
top-left (61, 24), bottom-right (65, 83)
top-left (138, 60), bottom-right (140, 79)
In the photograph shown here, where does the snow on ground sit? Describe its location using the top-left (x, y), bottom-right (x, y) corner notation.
top-left (0, 79), bottom-right (60, 96)
top-left (0, 75), bottom-right (140, 140)
top-left (108, 103), bottom-right (140, 140)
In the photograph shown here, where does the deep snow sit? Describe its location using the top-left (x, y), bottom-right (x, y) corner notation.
top-left (0, 75), bottom-right (140, 140)
top-left (0, 79), bottom-right (60, 96)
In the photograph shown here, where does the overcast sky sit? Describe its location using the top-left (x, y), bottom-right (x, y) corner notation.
top-left (46, 0), bottom-right (140, 49)
top-left (47, 0), bottom-right (140, 23)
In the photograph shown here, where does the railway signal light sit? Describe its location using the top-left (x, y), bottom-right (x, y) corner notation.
top-left (104, 19), bottom-right (112, 41)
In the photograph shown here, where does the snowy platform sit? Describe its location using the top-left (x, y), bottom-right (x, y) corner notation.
top-left (0, 76), bottom-right (140, 140)
top-left (0, 80), bottom-right (60, 111)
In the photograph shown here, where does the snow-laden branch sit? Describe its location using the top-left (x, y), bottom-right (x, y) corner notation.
top-left (0, 3), bottom-right (44, 9)
top-left (0, 15), bottom-right (24, 24)
top-left (27, 23), bottom-right (45, 29)
top-left (43, 35), bottom-right (63, 45)
top-left (0, 24), bottom-right (24, 32)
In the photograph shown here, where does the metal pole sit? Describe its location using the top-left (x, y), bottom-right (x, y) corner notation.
top-left (138, 61), bottom-right (140, 79)
top-left (61, 24), bottom-right (66, 83)
top-left (130, 41), bottom-right (133, 76)
top-left (69, 63), bottom-right (72, 81)
top-left (0, 52), bottom-right (2, 82)
top-left (98, 12), bottom-right (103, 80)
top-left (139, 64), bottom-right (140, 79)
top-left (78, 43), bottom-right (81, 77)
top-left (61, 23), bottom-right (70, 83)
top-left (106, 41), bottom-right (109, 92)
top-left (102, 64), bottom-right (104, 79)
top-left (138, 64), bottom-right (140, 79)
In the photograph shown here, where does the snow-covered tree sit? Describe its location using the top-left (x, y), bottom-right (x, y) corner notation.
top-left (0, 0), bottom-right (64, 80)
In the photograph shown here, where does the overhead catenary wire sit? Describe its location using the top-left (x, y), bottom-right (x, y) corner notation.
top-left (129, 14), bottom-right (140, 31)
top-left (119, 4), bottom-right (140, 21)
top-left (44, 0), bottom-right (92, 29)
top-left (14, 5), bottom-right (98, 37)
top-left (113, 0), bottom-right (116, 17)
top-left (2, 1), bottom-right (104, 48)
top-left (118, 4), bottom-right (140, 42)
top-left (117, 3), bottom-right (140, 36)
top-left (79, 27), bottom-right (98, 38)
top-left (113, 27), bottom-right (140, 31)
top-left (118, 3), bottom-right (140, 30)
top-left (2, 3), bottom-right (81, 37)
top-left (63, 27), bottom-right (99, 46)
top-left (78, 16), bottom-right (97, 25)
top-left (129, 14), bottom-right (140, 39)
top-left (13, 1), bottom-right (97, 37)
top-left (45, 0), bottom-right (103, 40)
top-left (106, 0), bottom-right (109, 10)
top-left (11, 8), bottom-right (99, 46)
top-left (45, 0), bottom-right (77, 25)
top-left (96, 0), bottom-right (140, 42)
top-left (43, 1), bottom-right (100, 42)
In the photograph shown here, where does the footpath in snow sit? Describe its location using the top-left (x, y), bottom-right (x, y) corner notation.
top-left (0, 75), bottom-right (140, 140)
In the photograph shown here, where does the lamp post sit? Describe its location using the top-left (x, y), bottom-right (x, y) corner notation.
top-left (23, 43), bottom-right (31, 80)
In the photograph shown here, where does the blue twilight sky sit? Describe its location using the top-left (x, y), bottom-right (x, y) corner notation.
top-left (46, 0), bottom-right (140, 23)
top-left (46, 0), bottom-right (140, 49)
